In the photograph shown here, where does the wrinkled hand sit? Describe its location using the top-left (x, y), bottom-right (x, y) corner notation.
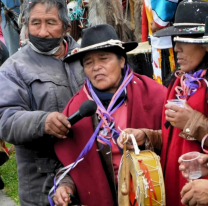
top-left (117, 128), bottom-right (146, 150)
top-left (45, 112), bottom-right (71, 139)
top-left (181, 179), bottom-right (208, 206)
top-left (53, 186), bottom-right (73, 206)
top-left (165, 101), bottom-right (194, 129)
top-left (179, 153), bottom-right (208, 179)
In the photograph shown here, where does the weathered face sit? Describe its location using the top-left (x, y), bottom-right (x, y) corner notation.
top-left (174, 41), bottom-right (206, 72)
top-left (28, 3), bottom-right (67, 38)
top-left (83, 50), bottom-right (125, 93)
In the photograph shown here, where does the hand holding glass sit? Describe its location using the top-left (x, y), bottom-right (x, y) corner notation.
top-left (180, 152), bottom-right (202, 182)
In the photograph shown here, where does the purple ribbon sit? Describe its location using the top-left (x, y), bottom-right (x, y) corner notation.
top-left (183, 69), bottom-right (205, 98)
top-left (49, 65), bottom-right (134, 205)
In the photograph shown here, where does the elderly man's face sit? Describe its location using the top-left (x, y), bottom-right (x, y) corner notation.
top-left (174, 41), bottom-right (206, 73)
top-left (83, 50), bottom-right (125, 93)
top-left (28, 3), bottom-right (66, 38)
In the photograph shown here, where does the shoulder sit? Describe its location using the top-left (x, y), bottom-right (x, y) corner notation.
top-left (133, 73), bottom-right (167, 92)
top-left (0, 46), bottom-right (33, 78)
top-left (131, 73), bottom-right (167, 104)
top-left (65, 35), bottom-right (80, 53)
top-left (63, 86), bottom-right (88, 116)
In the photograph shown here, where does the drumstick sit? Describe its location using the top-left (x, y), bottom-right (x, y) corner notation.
top-left (121, 133), bottom-right (128, 195)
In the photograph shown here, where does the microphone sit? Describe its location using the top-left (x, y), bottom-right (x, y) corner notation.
top-left (67, 100), bottom-right (97, 125)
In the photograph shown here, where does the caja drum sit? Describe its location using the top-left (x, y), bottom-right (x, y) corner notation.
top-left (118, 150), bottom-right (165, 206)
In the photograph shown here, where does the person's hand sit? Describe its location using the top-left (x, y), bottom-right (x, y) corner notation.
top-left (45, 112), bottom-right (71, 139)
top-left (181, 179), bottom-right (208, 206)
top-left (150, 21), bottom-right (162, 33)
top-left (53, 186), bottom-right (73, 206)
top-left (117, 128), bottom-right (146, 150)
top-left (165, 101), bottom-right (194, 129)
top-left (179, 153), bottom-right (208, 178)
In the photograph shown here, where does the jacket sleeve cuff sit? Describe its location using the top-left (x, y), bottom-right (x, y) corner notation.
top-left (56, 168), bottom-right (76, 194)
top-left (59, 176), bottom-right (76, 194)
top-left (35, 112), bottom-right (50, 137)
top-left (179, 110), bottom-right (208, 146)
top-left (140, 129), bottom-right (162, 151)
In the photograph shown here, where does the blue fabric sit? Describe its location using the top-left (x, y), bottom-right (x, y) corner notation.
top-left (1, 19), bottom-right (19, 56)
top-left (151, 0), bottom-right (178, 22)
top-left (1, 0), bottom-right (20, 20)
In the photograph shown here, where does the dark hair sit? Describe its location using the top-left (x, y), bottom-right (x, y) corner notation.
top-left (22, 0), bottom-right (70, 30)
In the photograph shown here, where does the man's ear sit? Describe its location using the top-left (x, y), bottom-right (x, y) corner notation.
top-left (63, 23), bottom-right (71, 36)
top-left (66, 23), bottom-right (71, 34)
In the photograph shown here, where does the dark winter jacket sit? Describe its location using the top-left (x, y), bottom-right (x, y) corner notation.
top-left (0, 35), bottom-right (85, 206)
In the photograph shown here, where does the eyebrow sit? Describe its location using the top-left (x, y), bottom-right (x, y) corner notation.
top-left (83, 53), bottom-right (109, 62)
top-left (30, 18), bottom-right (57, 23)
top-left (30, 18), bottom-right (40, 23)
top-left (83, 56), bottom-right (91, 62)
top-left (47, 18), bottom-right (57, 22)
top-left (98, 53), bottom-right (108, 57)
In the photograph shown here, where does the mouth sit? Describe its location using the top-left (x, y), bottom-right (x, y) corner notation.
top-left (94, 74), bottom-right (106, 80)
top-left (177, 57), bottom-right (184, 64)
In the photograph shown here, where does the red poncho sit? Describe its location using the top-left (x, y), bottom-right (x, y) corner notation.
top-left (161, 77), bottom-right (208, 206)
top-left (55, 73), bottom-right (167, 206)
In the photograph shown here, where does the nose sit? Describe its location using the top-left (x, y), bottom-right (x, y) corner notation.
top-left (174, 42), bottom-right (182, 53)
top-left (92, 60), bottom-right (101, 71)
top-left (38, 23), bottom-right (49, 38)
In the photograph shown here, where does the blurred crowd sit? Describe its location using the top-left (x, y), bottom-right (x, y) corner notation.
top-left (1, 1), bottom-right (208, 206)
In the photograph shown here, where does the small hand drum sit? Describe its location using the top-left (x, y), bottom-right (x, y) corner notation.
top-left (118, 150), bottom-right (165, 206)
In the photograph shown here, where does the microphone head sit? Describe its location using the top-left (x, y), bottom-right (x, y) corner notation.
top-left (79, 100), bottom-right (97, 117)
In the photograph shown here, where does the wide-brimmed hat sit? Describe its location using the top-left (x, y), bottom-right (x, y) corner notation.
top-left (64, 24), bottom-right (138, 62)
top-left (154, 0), bottom-right (208, 38)
top-left (173, 16), bottom-right (208, 44)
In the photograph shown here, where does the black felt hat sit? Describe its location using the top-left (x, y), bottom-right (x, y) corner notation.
top-left (173, 16), bottom-right (208, 44)
top-left (154, 0), bottom-right (208, 38)
top-left (64, 24), bottom-right (138, 62)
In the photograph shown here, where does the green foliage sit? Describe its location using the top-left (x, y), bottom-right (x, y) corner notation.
top-left (0, 143), bottom-right (20, 205)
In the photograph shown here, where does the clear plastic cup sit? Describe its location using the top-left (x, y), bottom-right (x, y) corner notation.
top-left (167, 99), bottom-right (185, 112)
top-left (167, 99), bottom-right (185, 107)
top-left (181, 151), bottom-right (202, 182)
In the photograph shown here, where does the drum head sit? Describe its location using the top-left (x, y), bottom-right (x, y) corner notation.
top-left (118, 150), bottom-right (165, 206)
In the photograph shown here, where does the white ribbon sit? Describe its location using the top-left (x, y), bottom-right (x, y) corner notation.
top-left (173, 23), bottom-right (205, 27)
top-left (75, 39), bottom-right (125, 53)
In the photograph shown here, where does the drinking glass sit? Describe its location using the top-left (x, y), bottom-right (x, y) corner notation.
top-left (180, 151), bottom-right (202, 182)
top-left (167, 99), bottom-right (185, 112)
